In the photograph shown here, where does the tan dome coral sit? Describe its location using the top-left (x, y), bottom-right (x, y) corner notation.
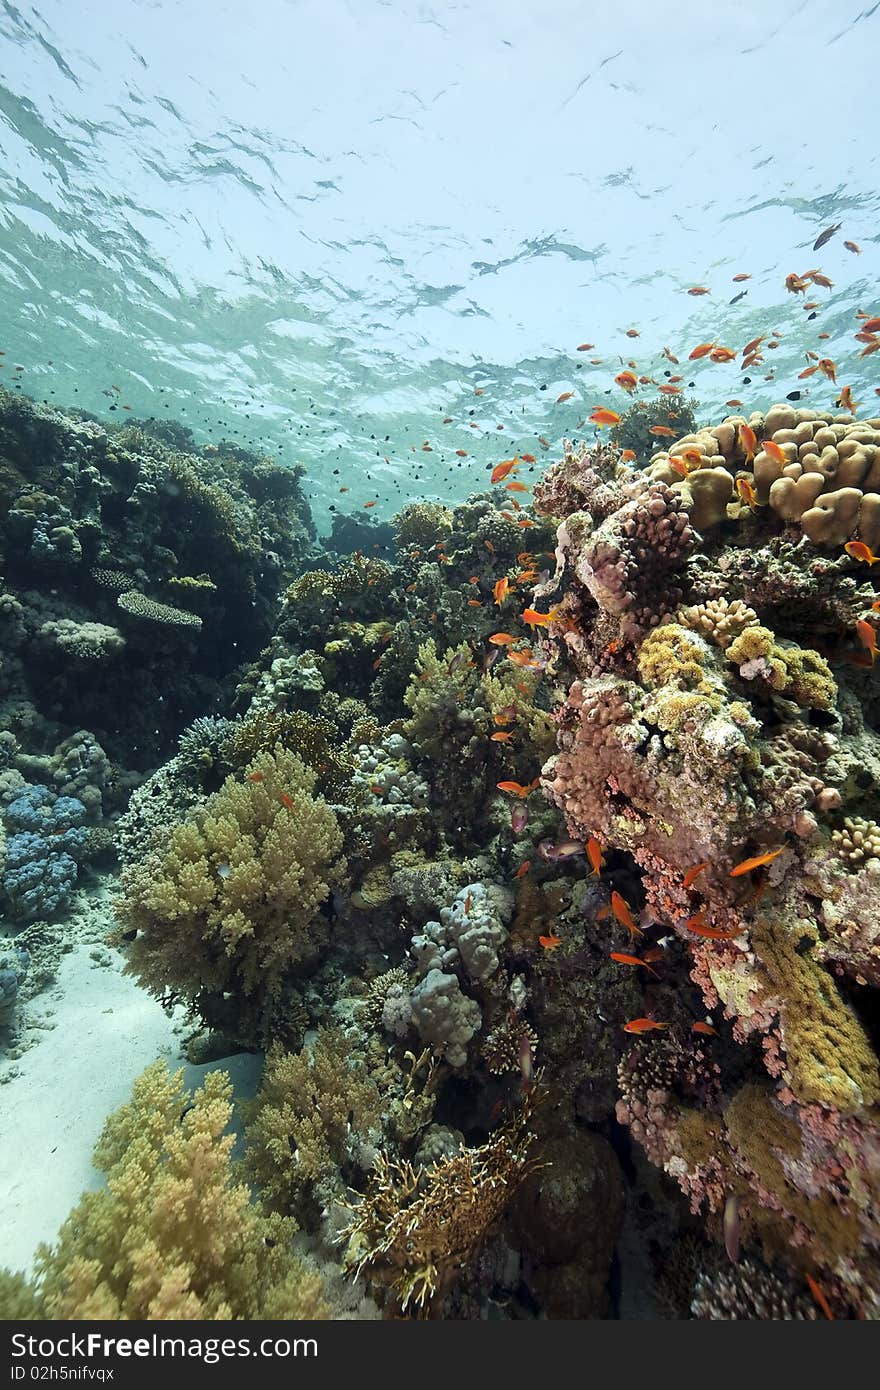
top-left (646, 404), bottom-right (880, 549)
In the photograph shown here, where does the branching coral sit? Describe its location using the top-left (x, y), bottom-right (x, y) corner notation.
top-left (338, 1091), bottom-right (542, 1313)
top-left (0, 1062), bottom-right (330, 1320)
top-left (115, 747), bottom-right (345, 1041)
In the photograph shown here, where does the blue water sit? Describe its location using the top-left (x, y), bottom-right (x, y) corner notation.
top-left (1, 0), bottom-right (878, 530)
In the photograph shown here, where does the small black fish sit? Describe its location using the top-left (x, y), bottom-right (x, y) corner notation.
top-left (742, 376), bottom-right (751, 385)
top-left (812, 222), bottom-right (842, 251)
top-left (728, 290), bottom-right (748, 305)
top-left (807, 312), bottom-right (818, 320)
top-left (786, 390), bottom-right (802, 401)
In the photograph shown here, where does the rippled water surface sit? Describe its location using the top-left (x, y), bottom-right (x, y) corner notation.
top-left (1, 0), bottom-right (878, 527)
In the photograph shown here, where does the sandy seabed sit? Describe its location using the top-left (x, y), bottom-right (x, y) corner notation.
top-left (0, 876), bottom-right (261, 1274)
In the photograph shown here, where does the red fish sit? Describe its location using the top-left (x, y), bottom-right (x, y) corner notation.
top-left (513, 860), bottom-right (531, 879)
top-left (279, 792), bottom-right (294, 811)
top-left (539, 932), bottom-right (563, 951)
top-left (623, 1018), bottom-right (668, 1034)
top-left (806, 1274), bottom-right (835, 1320)
top-left (855, 619), bottom-right (877, 661)
top-left (692, 1021), bottom-right (718, 1036)
top-left (587, 836), bottom-right (604, 876)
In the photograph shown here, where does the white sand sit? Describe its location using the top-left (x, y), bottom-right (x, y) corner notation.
top-left (0, 937), bottom-right (262, 1274)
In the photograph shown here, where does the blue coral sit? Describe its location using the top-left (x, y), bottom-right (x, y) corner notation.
top-left (2, 785), bottom-right (88, 921)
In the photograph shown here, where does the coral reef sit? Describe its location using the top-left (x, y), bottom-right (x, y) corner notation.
top-left (0, 1062), bottom-right (330, 1319)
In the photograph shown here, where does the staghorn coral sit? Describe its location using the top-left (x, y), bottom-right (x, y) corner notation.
top-left (338, 1090), bottom-right (542, 1313)
top-left (244, 1029), bottom-right (382, 1217)
top-left (0, 1062), bottom-right (330, 1320)
top-left (115, 747), bottom-right (345, 1042)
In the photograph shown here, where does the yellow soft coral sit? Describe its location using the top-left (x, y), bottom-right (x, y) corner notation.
top-left (244, 1029), bottom-right (382, 1216)
top-left (0, 1063), bottom-right (330, 1320)
top-left (726, 626), bottom-right (836, 711)
top-left (116, 747), bottom-right (345, 1041)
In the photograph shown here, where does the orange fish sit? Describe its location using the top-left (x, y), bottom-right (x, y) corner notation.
top-left (662, 346), bottom-right (680, 363)
top-left (736, 477), bottom-right (758, 509)
top-left (729, 848), bottom-right (784, 876)
top-left (614, 371), bottom-right (638, 394)
top-left (491, 731), bottom-right (515, 742)
top-left (836, 385), bottom-right (859, 415)
top-left (741, 335), bottom-right (765, 357)
top-left (556, 390), bottom-right (574, 404)
top-left (784, 272), bottom-right (808, 294)
top-left (726, 399), bottom-right (743, 407)
top-left (648, 425), bottom-right (675, 437)
top-left (861, 316), bottom-right (880, 334)
top-left (625, 328), bottom-right (640, 338)
top-left (692, 1021), bottom-right (718, 1036)
top-left (860, 340), bottom-right (880, 358)
top-left (489, 631), bottom-right (516, 645)
top-left (520, 453), bottom-right (536, 463)
top-left (732, 273), bottom-right (751, 282)
top-left (505, 480), bottom-right (529, 493)
top-left (611, 890), bottom-right (642, 939)
top-left (576, 343), bottom-right (595, 351)
top-left (687, 920), bottom-right (742, 940)
top-left (521, 606), bottom-right (558, 627)
top-left (669, 457), bottom-right (690, 479)
top-left (682, 861), bottom-right (709, 889)
top-left (496, 779), bottom-right (537, 798)
top-left (247, 772), bottom-right (265, 783)
top-left (687, 286), bottom-right (710, 295)
top-left (844, 240), bottom-right (861, 254)
top-left (455, 449), bottom-right (468, 457)
top-left (442, 416), bottom-right (454, 423)
top-left (817, 357), bottom-right (837, 382)
top-left (587, 836), bottom-right (604, 876)
top-left (514, 860), bottom-right (531, 879)
top-left (620, 449), bottom-right (637, 462)
top-left (467, 599), bottom-right (483, 607)
top-left (493, 577), bottom-right (510, 606)
top-left (623, 1018), bottom-right (669, 1034)
top-left (610, 952), bottom-right (659, 977)
top-left (855, 619), bottom-right (877, 660)
top-left (279, 792), bottom-right (294, 811)
top-left (709, 347), bottom-right (736, 363)
top-left (491, 457), bottom-right (519, 484)
top-left (798, 364), bottom-right (818, 378)
top-left (658, 383), bottom-right (682, 394)
top-left (589, 407), bottom-right (621, 428)
top-left (805, 1274), bottom-right (835, 1321)
top-left (364, 500), bottom-right (377, 508)
top-left (807, 271), bottom-right (833, 289)
top-left (506, 649), bottom-right (538, 667)
top-left (539, 932), bottom-right (563, 951)
top-left (844, 540), bottom-right (879, 565)
top-left (761, 439), bottom-right (788, 465)
top-left (688, 341), bottom-right (716, 360)
top-left (738, 422), bottom-right (757, 460)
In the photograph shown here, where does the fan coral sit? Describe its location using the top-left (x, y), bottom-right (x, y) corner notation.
top-left (0, 1062), bottom-right (330, 1320)
top-left (115, 747), bottom-right (346, 1042)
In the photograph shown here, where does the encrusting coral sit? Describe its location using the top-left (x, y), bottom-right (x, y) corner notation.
top-left (0, 1062), bottom-right (330, 1320)
top-left (114, 746), bottom-right (345, 1042)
